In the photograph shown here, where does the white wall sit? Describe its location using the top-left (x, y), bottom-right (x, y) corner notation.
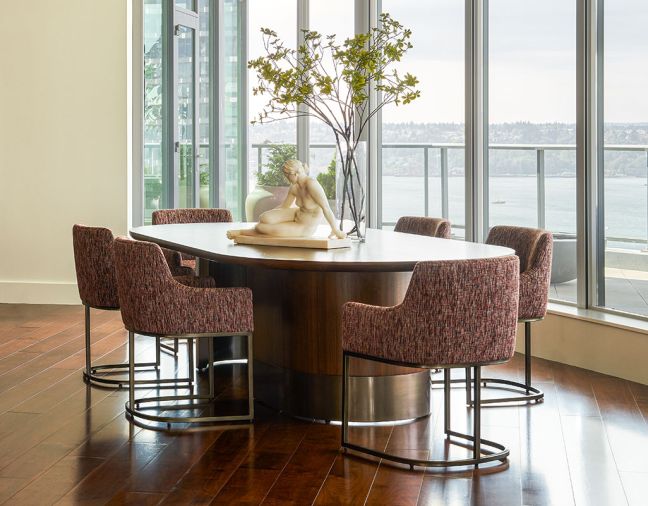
top-left (0, 0), bottom-right (130, 304)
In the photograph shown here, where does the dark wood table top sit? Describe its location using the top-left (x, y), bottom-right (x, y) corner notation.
top-left (130, 223), bottom-right (514, 272)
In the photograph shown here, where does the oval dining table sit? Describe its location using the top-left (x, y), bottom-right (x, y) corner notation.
top-left (130, 223), bottom-right (514, 422)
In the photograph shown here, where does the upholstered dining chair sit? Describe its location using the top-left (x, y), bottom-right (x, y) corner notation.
top-left (152, 208), bottom-right (232, 355)
top-left (113, 236), bottom-right (254, 428)
top-left (394, 216), bottom-right (452, 239)
top-left (72, 224), bottom-right (209, 388)
top-left (152, 208), bottom-right (233, 275)
top-left (341, 256), bottom-right (520, 469)
top-left (466, 225), bottom-right (553, 405)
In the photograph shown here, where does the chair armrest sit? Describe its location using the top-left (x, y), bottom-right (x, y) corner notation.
top-left (342, 301), bottom-right (402, 361)
top-left (160, 282), bottom-right (253, 335)
top-left (519, 268), bottom-right (550, 320)
top-left (162, 247), bottom-right (195, 277)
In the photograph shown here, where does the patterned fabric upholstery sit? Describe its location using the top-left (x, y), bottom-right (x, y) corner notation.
top-left (342, 257), bottom-right (520, 366)
top-left (486, 226), bottom-right (553, 321)
top-left (72, 225), bottom-right (120, 309)
top-left (152, 208), bottom-right (233, 274)
top-left (151, 208), bottom-right (233, 225)
top-left (394, 216), bottom-right (451, 239)
top-left (113, 237), bottom-right (253, 336)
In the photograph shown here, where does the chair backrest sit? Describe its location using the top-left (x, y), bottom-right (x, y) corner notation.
top-left (394, 216), bottom-right (451, 239)
top-left (486, 225), bottom-right (553, 320)
top-left (398, 256), bottom-right (519, 366)
top-left (72, 225), bottom-right (119, 309)
top-left (486, 225), bottom-right (552, 274)
top-left (152, 208), bottom-right (233, 225)
top-left (113, 237), bottom-right (176, 334)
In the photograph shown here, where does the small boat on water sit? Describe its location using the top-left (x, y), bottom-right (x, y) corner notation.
top-left (493, 199), bottom-right (506, 204)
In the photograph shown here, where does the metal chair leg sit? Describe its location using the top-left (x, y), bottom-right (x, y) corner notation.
top-left (473, 366), bottom-right (481, 466)
top-left (156, 337), bottom-right (161, 366)
top-left (129, 331), bottom-right (135, 416)
top-left (444, 368), bottom-right (450, 436)
top-left (187, 338), bottom-right (194, 384)
top-left (341, 351), bottom-right (350, 448)
top-left (525, 321), bottom-right (532, 394)
top-left (247, 333), bottom-right (255, 418)
top-left (84, 305), bottom-right (91, 379)
top-left (208, 337), bottom-right (215, 400)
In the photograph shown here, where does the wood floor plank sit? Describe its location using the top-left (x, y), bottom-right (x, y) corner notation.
top-left (313, 425), bottom-right (392, 505)
top-left (3, 455), bottom-right (104, 505)
top-left (518, 383), bottom-right (574, 506)
top-left (561, 415), bottom-right (627, 506)
top-left (591, 374), bottom-right (648, 474)
top-left (262, 423), bottom-right (340, 505)
top-left (209, 420), bottom-right (309, 505)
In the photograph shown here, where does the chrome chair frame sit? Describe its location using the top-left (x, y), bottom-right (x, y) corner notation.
top-left (125, 330), bottom-right (254, 428)
top-left (341, 351), bottom-right (510, 469)
top-left (83, 304), bottom-right (193, 389)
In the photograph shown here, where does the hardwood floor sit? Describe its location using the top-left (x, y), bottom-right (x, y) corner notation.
top-left (0, 303), bottom-right (647, 505)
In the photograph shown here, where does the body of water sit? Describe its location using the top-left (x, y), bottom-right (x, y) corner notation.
top-left (382, 175), bottom-right (648, 249)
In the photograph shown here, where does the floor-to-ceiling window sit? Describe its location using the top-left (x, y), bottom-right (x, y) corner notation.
top-left (308, 0), bottom-right (354, 204)
top-left (488, 0), bottom-right (578, 303)
top-left (596, 0), bottom-right (648, 316)
top-left (379, 0), bottom-right (465, 238)
top-left (143, 0), bottom-right (165, 224)
top-left (245, 0), bottom-right (297, 221)
top-left (139, 0), bottom-right (648, 323)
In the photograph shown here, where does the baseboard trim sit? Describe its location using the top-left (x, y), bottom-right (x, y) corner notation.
top-left (0, 281), bottom-right (80, 305)
top-left (515, 314), bottom-right (648, 386)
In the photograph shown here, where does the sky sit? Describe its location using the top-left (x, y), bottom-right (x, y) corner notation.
top-left (248, 0), bottom-right (648, 125)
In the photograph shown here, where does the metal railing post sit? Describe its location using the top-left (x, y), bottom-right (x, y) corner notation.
top-left (424, 147), bottom-right (429, 217)
top-left (645, 150), bottom-right (648, 251)
top-left (257, 146), bottom-right (263, 174)
top-left (441, 147), bottom-right (449, 219)
top-left (537, 148), bottom-right (546, 229)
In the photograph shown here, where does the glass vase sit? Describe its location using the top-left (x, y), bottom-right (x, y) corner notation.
top-left (335, 141), bottom-right (367, 241)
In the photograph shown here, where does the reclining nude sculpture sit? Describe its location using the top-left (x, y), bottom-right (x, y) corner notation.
top-left (227, 159), bottom-right (347, 242)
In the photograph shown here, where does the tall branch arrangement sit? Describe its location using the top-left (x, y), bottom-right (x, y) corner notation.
top-left (248, 13), bottom-right (420, 237)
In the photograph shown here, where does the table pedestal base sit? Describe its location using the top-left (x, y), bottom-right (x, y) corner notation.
top-left (255, 360), bottom-right (430, 422)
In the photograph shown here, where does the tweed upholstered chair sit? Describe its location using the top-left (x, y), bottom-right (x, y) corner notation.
top-left (152, 208), bottom-right (233, 275)
top-left (341, 256), bottom-right (520, 468)
top-left (152, 208), bottom-right (232, 354)
top-left (113, 236), bottom-right (254, 427)
top-left (466, 225), bottom-right (553, 405)
top-left (394, 216), bottom-right (451, 239)
top-left (72, 225), bottom-right (210, 387)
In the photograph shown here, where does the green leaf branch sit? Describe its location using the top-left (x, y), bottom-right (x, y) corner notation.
top-left (248, 13), bottom-right (420, 235)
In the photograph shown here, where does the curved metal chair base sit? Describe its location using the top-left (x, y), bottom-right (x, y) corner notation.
top-left (431, 376), bottom-right (545, 405)
top-left (83, 363), bottom-right (193, 388)
top-left (342, 352), bottom-right (510, 470)
top-left (467, 320), bottom-right (544, 406)
top-left (83, 306), bottom-right (193, 388)
top-left (477, 378), bottom-right (544, 404)
top-left (125, 395), bottom-right (254, 426)
top-left (126, 330), bottom-right (254, 430)
top-left (342, 429), bottom-right (510, 469)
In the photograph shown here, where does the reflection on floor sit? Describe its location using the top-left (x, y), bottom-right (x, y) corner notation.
top-left (1, 304), bottom-right (648, 505)
top-left (552, 267), bottom-right (648, 315)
